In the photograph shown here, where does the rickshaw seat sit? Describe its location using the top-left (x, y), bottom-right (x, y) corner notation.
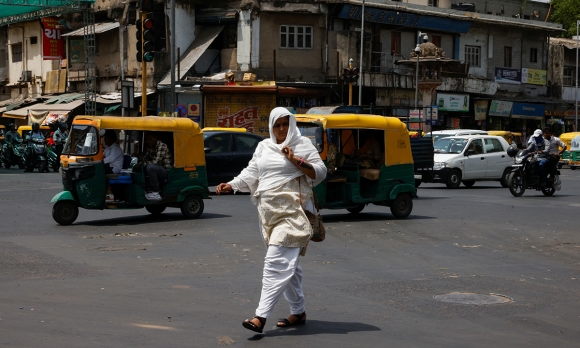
top-left (360, 169), bottom-right (380, 181)
top-left (106, 174), bottom-right (132, 184)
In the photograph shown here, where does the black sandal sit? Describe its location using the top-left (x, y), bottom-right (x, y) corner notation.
top-left (242, 316), bottom-right (266, 333)
top-left (276, 312), bottom-right (306, 327)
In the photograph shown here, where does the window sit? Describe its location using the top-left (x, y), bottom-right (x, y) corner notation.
top-left (30, 36), bottom-right (38, 45)
top-left (464, 45), bottom-right (480, 67)
top-left (428, 0), bottom-right (439, 6)
top-left (484, 138), bottom-right (504, 153)
top-left (468, 139), bottom-right (484, 155)
top-left (205, 135), bottom-right (232, 153)
top-left (280, 25), bottom-right (312, 49)
top-left (11, 43), bottom-right (22, 63)
top-left (563, 66), bottom-right (577, 86)
top-left (234, 134), bottom-right (262, 154)
top-left (391, 31), bottom-right (401, 55)
top-left (504, 46), bottom-right (512, 67)
top-left (63, 125), bottom-right (99, 156)
top-left (530, 48), bottom-right (537, 63)
top-left (431, 35), bottom-right (441, 47)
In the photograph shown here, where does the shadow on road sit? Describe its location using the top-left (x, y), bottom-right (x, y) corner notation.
top-left (73, 212), bottom-right (231, 226)
top-left (322, 213), bottom-right (435, 223)
top-left (247, 320), bottom-right (381, 340)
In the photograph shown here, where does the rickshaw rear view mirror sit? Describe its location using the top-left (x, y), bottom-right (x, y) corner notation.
top-left (99, 129), bottom-right (107, 137)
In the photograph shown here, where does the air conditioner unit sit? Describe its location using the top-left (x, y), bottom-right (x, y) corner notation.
top-left (20, 70), bottom-right (32, 82)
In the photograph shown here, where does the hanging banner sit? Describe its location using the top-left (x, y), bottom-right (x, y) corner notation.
top-left (521, 68), bottom-right (546, 85)
top-left (41, 17), bottom-right (64, 60)
top-left (436, 93), bottom-right (469, 112)
top-left (494, 68), bottom-right (521, 84)
top-left (474, 100), bottom-right (489, 120)
top-left (489, 100), bottom-right (513, 117)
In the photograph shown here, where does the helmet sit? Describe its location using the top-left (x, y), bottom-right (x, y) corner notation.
top-left (32, 122), bottom-right (40, 132)
top-left (58, 122), bottom-right (68, 132)
top-left (8, 123), bottom-right (15, 130)
top-left (506, 145), bottom-right (519, 158)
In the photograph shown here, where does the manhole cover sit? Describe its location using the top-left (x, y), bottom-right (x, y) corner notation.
top-left (433, 292), bottom-right (513, 304)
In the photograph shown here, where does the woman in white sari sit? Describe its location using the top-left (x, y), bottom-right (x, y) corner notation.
top-left (216, 107), bottom-right (327, 334)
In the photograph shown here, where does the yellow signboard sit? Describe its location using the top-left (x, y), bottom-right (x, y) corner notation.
top-left (204, 94), bottom-right (276, 137)
top-left (521, 68), bottom-right (546, 85)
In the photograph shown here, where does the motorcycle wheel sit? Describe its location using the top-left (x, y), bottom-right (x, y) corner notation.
top-left (41, 162), bottom-right (48, 173)
top-left (541, 187), bottom-right (555, 196)
top-left (463, 180), bottom-right (475, 188)
top-left (18, 161), bottom-right (25, 169)
top-left (52, 164), bottom-right (59, 172)
top-left (500, 168), bottom-right (511, 188)
top-left (508, 172), bottom-right (526, 197)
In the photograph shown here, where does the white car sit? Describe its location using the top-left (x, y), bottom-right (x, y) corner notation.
top-left (430, 135), bottom-right (513, 188)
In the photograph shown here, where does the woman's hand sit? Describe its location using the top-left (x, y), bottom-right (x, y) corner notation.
top-left (216, 183), bottom-right (232, 195)
top-left (281, 146), bottom-right (295, 162)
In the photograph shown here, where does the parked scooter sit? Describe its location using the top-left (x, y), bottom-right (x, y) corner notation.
top-left (2, 140), bottom-right (26, 169)
top-left (506, 147), bottom-right (561, 197)
top-left (25, 137), bottom-right (49, 173)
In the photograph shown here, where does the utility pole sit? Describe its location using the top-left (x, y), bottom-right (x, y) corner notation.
top-left (358, 0), bottom-right (364, 106)
top-left (141, 11), bottom-right (147, 116)
top-left (349, 58), bottom-right (353, 105)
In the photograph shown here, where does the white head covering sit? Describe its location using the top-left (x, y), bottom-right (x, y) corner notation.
top-left (533, 129), bottom-right (542, 137)
top-left (268, 107), bottom-right (299, 147)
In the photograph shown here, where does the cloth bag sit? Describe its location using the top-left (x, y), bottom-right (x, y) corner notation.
top-left (299, 178), bottom-right (326, 242)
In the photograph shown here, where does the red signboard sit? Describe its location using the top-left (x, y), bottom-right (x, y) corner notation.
top-left (41, 17), bottom-right (64, 60)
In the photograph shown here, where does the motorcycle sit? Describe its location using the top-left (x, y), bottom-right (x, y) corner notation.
top-left (25, 138), bottom-right (49, 173)
top-left (507, 147), bottom-right (561, 197)
top-left (2, 140), bottom-right (26, 169)
top-left (47, 146), bottom-right (60, 172)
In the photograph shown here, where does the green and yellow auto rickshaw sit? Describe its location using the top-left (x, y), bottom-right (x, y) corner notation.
top-left (295, 114), bottom-right (417, 218)
top-left (559, 132), bottom-right (580, 170)
top-left (51, 116), bottom-right (209, 225)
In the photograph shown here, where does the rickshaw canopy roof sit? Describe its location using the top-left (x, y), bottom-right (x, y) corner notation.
top-left (72, 116), bottom-right (205, 168)
top-left (559, 132), bottom-right (580, 146)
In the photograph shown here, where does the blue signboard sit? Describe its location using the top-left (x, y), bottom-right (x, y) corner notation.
top-left (494, 68), bottom-right (521, 85)
top-left (339, 4), bottom-right (472, 33)
top-left (511, 102), bottom-right (545, 119)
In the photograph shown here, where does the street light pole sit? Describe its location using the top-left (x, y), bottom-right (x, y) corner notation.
top-left (414, 44), bottom-right (420, 109)
top-left (574, 20), bottom-right (580, 132)
top-left (358, 0), bottom-right (364, 107)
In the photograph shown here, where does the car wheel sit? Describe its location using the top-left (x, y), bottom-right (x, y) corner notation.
top-left (146, 205), bottom-right (166, 215)
top-left (508, 172), bottom-right (525, 197)
top-left (445, 170), bottom-right (462, 189)
top-left (463, 180), bottom-right (475, 188)
top-left (180, 195), bottom-right (204, 219)
top-left (499, 168), bottom-right (511, 188)
top-left (52, 201), bottom-right (79, 225)
top-left (390, 193), bottom-right (413, 219)
top-left (347, 204), bottom-right (365, 214)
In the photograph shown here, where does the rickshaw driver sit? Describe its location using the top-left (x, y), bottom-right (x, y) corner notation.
top-left (102, 130), bottom-right (124, 174)
top-left (134, 132), bottom-right (172, 201)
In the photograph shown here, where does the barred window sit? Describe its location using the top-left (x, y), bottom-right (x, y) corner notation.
top-left (464, 45), bottom-right (480, 68)
top-left (11, 43), bottom-right (22, 63)
top-left (563, 66), bottom-right (577, 87)
top-left (280, 25), bottom-right (312, 49)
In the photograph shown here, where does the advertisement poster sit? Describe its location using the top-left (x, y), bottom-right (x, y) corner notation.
top-left (494, 68), bottom-right (521, 84)
top-left (204, 94), bottom-right (275, 136)
top-left (488, 100), bottom-right (513, 117)
top-left (474, 100), bottom-right (489, 120)
top-left (69, 39), bottom-right (85, 64)
top-left (436, 93), bottom-right (469, 112)
top-left (41, 17), bottom-right (64, 60)
top-left (521, 68), bottom-right (546, 85)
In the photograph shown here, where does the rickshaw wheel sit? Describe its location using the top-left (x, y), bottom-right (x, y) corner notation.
top-left (146, 205), bottom-right (166, 215)
top-left (181, 195), bottom-right (204, 219)
top-left (347, 204), bottom-right (365, 214)
top-left (445, 170), bottom-right (462, 189)
top-left (52, 201), bottom-right (79, 226)
top-left (390, 193), bottom-right (413, 219)
top-left (571, 166), bottom-right (577, 170)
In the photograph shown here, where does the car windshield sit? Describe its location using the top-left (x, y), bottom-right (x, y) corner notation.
top-left (297, 123), bottom-right (323, 152)
top-left (432, 134), bottom-right (454, 143)
top-left (434, 137), bottom-right (468, 154)
top-left (63, 125), bottom-right (99, 156)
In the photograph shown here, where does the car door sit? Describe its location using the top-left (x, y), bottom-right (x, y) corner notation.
top-left (204, 133), bottom-right (233, 185)
top-left (230, 134), bottom-right (263, 178)
top-left (462, 139), bottom-right (487, 179)
top-left (483, 137), bottom-right (511, 178)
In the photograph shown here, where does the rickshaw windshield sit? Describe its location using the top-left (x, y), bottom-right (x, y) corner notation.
top-left (297, 123), bottom-right (323, 152)
top-left (434, 137), bottom-right (468, 154)
top-left (63, 125), bottom-right (99, 156)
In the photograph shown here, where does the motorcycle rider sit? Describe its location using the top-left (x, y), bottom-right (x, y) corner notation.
top-left (527, 129), bottom-right (546, 152)
top-left (24, 122), bottom-right (46, 172)
top-left (4, 123), bottom-right (21, 145)
top-left (538, 127), bottom-right (566, 187)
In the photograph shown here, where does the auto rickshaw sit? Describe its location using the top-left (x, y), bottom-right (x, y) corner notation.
top-left (51, 116), bottom-right (209, 225)
top-left (17, 124), bottom-right (52, 139)
top-left (0, 125), bottom-right (5, 143)
top-left (295, 114), bottom-right (416, 218)
top-left (487, 130), bottom-right (514, 145)
top-left (558, 132), bottom-right (580, 170)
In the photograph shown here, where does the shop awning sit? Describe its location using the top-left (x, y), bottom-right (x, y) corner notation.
top-left (158, 25), bottom-right (225, 86)
top-left (3, 99), bottom-right (85, 118)
top-left (61, 22), bottom-right (120, 37)
top-left (0, 0), bottom-right (94, 26)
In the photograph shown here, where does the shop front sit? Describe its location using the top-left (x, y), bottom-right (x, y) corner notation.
top-left (436, 93), bottom-right (470, 129)
top-left (487, 100), bottom-right (512, 131)
top-left (510, 102), bottom-right (545, 136)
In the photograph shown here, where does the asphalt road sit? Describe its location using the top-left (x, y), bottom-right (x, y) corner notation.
top-left (1, 167), bottom-right (579, 347)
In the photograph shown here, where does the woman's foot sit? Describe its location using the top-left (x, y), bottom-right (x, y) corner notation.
top-left (276, 312), bottom-right (306, 327)
top-left (242, 316), bottom-right (266, 333)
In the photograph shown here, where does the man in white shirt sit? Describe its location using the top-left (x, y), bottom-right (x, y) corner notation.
top-left (539, 127), bottom-right (566, 186)
top-left (103, 130), bottom-right (124, 174)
